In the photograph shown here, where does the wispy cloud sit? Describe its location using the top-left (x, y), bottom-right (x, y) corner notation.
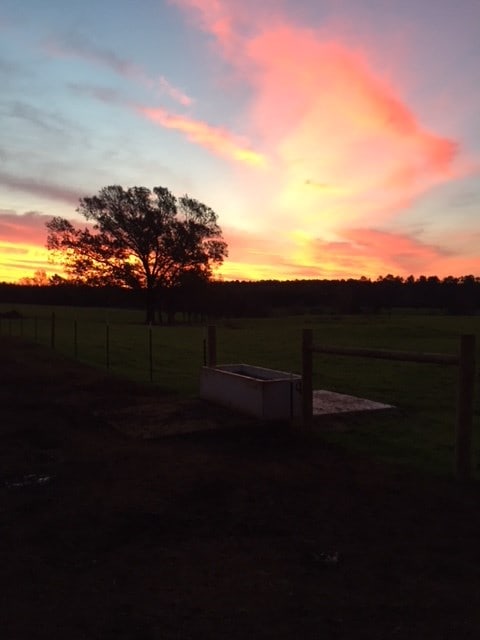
top-left (45, 34), bottom-right (193, 107)
top-left (0, 244), bottom-right (28, 256)
top-left (68, 83), bottom-right (125, 105)
top-left (0, 246), bottom-right (54, 283)
top-left (138, 106), bottom-right (266, 167)
top-left (169, 0), bottom-right (273, 57)
top-left (4, 100), bottom-right (72, 136)
top-left (0, 171), bottom-right (82, 205)
top-left (67, 81), bottom-right (265, 168)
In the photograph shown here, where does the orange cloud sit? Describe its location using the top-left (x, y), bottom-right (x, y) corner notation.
top-left (289, 227), bottom-right (480, 280)
top-left (0, 242), bottom-right (55, 283)
top-left (219, 223), bottom-right (479, 281)
top-left (0, 211), bottom-right (57, 282)
top-left (138, 106), bottom-right (266, 167)
top-left (218, 224), bottom-right (321, 280)
top-left (1, 214), bottom-right (479, 284)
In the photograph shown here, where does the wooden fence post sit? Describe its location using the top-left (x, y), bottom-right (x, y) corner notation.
top-left (207, 325), bottom-right (217, 367)
top-left (302, 328), bottom-right (313, 431)
top-left (455, 334), bottom-right (476, 482)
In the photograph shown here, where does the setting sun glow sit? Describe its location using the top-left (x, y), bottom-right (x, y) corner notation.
top-left (1, 0), bottom-right (479, 283)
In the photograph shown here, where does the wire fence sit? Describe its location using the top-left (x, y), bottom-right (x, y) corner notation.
top-left (0, 312), bottom-right (207, 392)
top-left (2, 310), bottom-right (479, 478)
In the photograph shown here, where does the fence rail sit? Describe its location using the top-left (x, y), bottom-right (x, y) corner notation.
top-left (311, 343), bottom-right (459, 365)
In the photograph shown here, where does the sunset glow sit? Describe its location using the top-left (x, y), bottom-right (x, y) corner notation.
top-left (1, 0), bottom-right (479, 283)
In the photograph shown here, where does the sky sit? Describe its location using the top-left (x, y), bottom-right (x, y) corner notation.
top-left (1, 0), bottom-right (480, 283)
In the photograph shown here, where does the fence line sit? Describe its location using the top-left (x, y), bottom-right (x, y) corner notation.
top-left (0, 314), bottom-right (187, 385)
top-left (74, 320), bottom-right (78, 358)
top-left (51, 311), bottom-right (56, 348)
top-left (105, 323), bottom-right (110, 370)
top-left (2, 316), bottom-right (477, 480)
top-left (301, 328), bottom-right (476, 482)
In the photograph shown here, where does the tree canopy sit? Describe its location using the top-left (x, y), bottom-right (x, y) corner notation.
top-left (46, 185), bottom-right (227, 322)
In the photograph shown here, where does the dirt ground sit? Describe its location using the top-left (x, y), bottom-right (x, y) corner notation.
top-left (1, 336), bottom-right (480, 639)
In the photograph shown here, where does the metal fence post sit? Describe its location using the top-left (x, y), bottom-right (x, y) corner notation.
top-left (50, 312), bottom-right (56, 348)
top-left (105, 323), bottom-right (110, 370)
top-left (455, 334), bottom-right (476, 482)
top-left (74, 320), bottom-right (78, 358)
top-left (148, 323), bottom-right (153, 383)
top-left (302, 328), bottom-right (313, 431)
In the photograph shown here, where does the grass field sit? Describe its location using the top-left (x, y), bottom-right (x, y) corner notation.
top-left (1, 302), bottom-right (479, 477)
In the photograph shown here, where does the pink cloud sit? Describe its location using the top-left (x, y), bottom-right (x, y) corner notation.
top-left (334, 228), bottom-right (450, 274)
top-left (0, 210), bottom-right (53, 244)
top-left (169, 0), bottom-right (264, 57)
top-left (221, 225), bottom-right (291, 261)
top-left (245, 28), bottom-right (462, 217)
top-left (172, 1), bottom-right (468, 233)
top-left (220, 226), bottom-right (478, 281)
top-left (295, 227), bottom-right (480, 280)
top-left (138, 106), bottom-right (266, 166)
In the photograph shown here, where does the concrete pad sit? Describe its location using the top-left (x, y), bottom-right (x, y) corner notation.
top-left (313, 390), bottom-right (394, 416)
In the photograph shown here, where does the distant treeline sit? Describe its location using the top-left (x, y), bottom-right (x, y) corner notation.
top-left (1, 274), bottom-right (479, 320)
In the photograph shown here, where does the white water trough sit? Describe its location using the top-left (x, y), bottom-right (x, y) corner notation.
top-left (200, 363), bottom-right (394, 422)
top-left (200, 364), bottom-right (302, 421)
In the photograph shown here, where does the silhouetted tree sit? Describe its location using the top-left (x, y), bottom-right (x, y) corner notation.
top-left (18, 269), bottom-right (50, 286)
top-left (46, 185), bottom-right (227, 323)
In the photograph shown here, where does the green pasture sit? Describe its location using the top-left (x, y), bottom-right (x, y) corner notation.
top-left (1, 302), bottom-right (480, 477)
